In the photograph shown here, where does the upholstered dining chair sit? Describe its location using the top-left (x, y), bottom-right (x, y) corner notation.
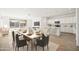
top-left (35, 34), bottom-right (49, 51)
top-left (15, 34), bottom-right (28, 51)
top-left (23, 35), bottom-right (32, 50)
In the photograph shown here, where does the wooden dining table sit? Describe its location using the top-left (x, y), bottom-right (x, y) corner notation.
top-left (17, 31), bottom-right (42, 50)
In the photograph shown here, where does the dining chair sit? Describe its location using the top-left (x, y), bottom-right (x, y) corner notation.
top-left (15, 34), bottom-right (28, 51)
top-left (23, 35), bottom-right (32, 50)
top-left (12, 31), bottom-right (16, 50)
top-left (35, 34), bottom-right (49, 51)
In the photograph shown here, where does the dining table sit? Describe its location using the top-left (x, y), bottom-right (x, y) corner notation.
top-left (17, 31), bottom-right (42, 50)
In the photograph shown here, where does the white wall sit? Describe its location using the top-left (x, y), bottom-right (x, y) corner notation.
top-left (0, 16), bottom-right (9, 28)
top-left (76, 9), bottom-right (79, 46)
top-left (40, 17), bottom-right (48, 33)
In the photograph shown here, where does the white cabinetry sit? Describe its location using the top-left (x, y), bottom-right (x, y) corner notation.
top-left (60, 24), bottom-right (76, 34)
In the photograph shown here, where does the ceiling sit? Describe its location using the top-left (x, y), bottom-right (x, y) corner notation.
top-left (0, 8), bottom-right (76, 18)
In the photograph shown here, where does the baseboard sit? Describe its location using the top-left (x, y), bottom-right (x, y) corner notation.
top-left (61, 32), bottom-right (76, 35)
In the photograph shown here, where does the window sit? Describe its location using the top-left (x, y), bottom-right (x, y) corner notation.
top-left (19, 20), bottom-right (27, 28)
top-left (10, 21), bottom-right (19, 28)
top-left (34, 21), bottom-right (40, 26)
top-left (10, 19), bottom-right (27, 28)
